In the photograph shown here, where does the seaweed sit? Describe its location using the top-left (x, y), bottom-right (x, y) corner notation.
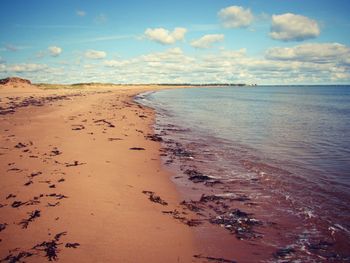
top-left (14, 143), bottom-right (26, 149)
top-left (65, 161), bottom-right (85, 167)
top-left (145, 134), bottom-right (163, 142)
top-left (19, 210), bottom-right (41, 229)
top-left (50, 149), bottom-right (62, 156)
top-left (33, 232), bottom-right (68, 261)
top-left (94, 119), bottom-right (115, 128)
top-left (65, 243), bottom-right (80, 248)
top-left (142, 191), bottom-right (168, 206)
top-left (209, 209), bottom-right (262, 240)
top-left (6, 194), bottom-right (16, 199)
top-left (273, 247), bottom-right (296, 259)
top-left (11, 201), bottom-right (26, 208)
top-left (185, 169), bottom-right (211, 183)
top-left (0, 251), bottom-right (33, 263)
top-left (162, 209), bottom-right (203, 227)
top-left (0, 223), bottom-right (7, 232)
top-left (47, 193), bottom-right (68, 200)
top-left (193, 254), bottom-right (237, 263)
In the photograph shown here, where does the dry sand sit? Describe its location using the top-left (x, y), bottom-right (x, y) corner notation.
top-left (0, 82), bottom-right (199, 262)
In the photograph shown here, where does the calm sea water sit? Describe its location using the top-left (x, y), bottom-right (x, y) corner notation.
top-left (137, 85), bottom-right (350, 260)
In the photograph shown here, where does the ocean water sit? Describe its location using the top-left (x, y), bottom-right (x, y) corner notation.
top-left (137, 86), bottom-right (350, 261)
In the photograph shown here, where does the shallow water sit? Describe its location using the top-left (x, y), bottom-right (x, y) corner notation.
top-left (137, 85), bottom-right (350, 262)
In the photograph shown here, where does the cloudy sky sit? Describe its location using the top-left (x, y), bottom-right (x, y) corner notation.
top-left (0, 0), bottom-right (349, 84)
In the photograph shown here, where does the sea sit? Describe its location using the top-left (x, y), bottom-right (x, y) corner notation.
top-left (136, 85), bottom-right (350, 262)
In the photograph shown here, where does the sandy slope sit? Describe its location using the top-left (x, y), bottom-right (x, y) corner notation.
top-left (0, 84), bottom-right (197, 262)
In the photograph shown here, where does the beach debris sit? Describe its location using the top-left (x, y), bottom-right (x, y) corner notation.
top-left (142, 191), bottom-right (168, 205)
top-left (47, 193), bottom-right (68, 200)
top-left (198, 193), bottom-right (250, 203)
top-left (162, 209), bottom-right (202, 227)
top-left (30, 171), bottom-right (42, 178)
top-left (11, 201), bottom-right (26, 208)
top-left (65, 161), bottom-right (86, 167)
top-left (24, 180), bottom-right (33, 186)
top-left (33, 231), bottom-right (67, 261)
top-left (50, 148), bottom-right (62, 156)
top-left (185, 169), bottom-right (211, 183)
top-left (6, 194), bottom-right (16, 199)
top-left (65, 243), bottom-right (80, 248)
top-left (209, 209), bottom-right (262, 240)
top-left (57, 178), bottom-right (65, 183)
top-left (0, 251), bottom-right (33, 263)
top-left (306, 241), bottom-right (342, 260)
top-left (71, 124), bottom-right (85, 131)
top-left (168, 145), bottom-right (192, 158)
top-left (145, 134), bottom-right (163, 142)
top-left (47, 202), bottom-right (60, 207)
top-left (94, 119), bottom-right (115, 128)
top-left (130, 147), bottom-right (145, 150)
top-left (19, 210), bottom-right (41, 229)
top-left (14, 142), bottom-right (27, 149)
top-left (193, 254), bottom-right (237, 263)
top-left (108, 137), bottom-right (123, 141)
top-left (180, 200), bottom-right (203, 213)
top-left (273, 247), bottom-right (296, 259)
top-left (0, 223), bottom-right (7, 232)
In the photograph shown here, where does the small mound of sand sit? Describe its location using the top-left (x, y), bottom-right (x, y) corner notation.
top-left (0, 77), bottom-right (32, 86)
top-left (0, 77), bottom-right (41, 94)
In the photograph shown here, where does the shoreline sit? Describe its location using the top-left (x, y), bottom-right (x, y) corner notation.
top-left (0, 83), bottom-right (199, 262)
top-left (138, 87), bottom-right (350, 263)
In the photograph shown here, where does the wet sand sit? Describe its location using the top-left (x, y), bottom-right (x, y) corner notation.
top-left (0, 83), bottom-right (199, 262)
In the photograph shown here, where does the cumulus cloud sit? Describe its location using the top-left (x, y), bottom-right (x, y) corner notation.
top-left (270, 13), bottom-right (320, 41)
top-left (218, 6), bottom-right (253, 28)
top-left (76, 10), bottom-right (86, 17)
top-left (265, 43), bottom-right (350, 63)
top-left (6, 63), bottom-right (48, 73)
top-left (104, 59), bottom-right (131, 67)
top-left (3, 44), bottom-right (348, 84)
top-left (191, 34), bottom-right (225, 49)
top-left (144, 27), bottom-right (187, 45)
top-left (85, 50), bottom-right (107, 59)
top-left (48, 46), bottom-right (62, 57)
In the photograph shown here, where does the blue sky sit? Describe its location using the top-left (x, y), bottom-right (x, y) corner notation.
top-left (0, 0), bottom-right (349, 84)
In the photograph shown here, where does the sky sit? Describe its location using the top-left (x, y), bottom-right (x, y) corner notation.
top-left (0, 0), bottom-right (349, 84)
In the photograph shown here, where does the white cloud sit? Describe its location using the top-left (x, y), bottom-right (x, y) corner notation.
top-left (85, 50), bottom-right (107, 59)
top-left (76, 10), bottom-right (86, 17)
top-left (3, 44), bottom-right (349, 84)
top-left (6, 63), bottom-right (48, 73)
top-left (270, 13), bottom-right (320, 41)
top-left (191, 34), bottom-right (225, 49)
top-left (48, 46), bottom-right (62, 57)
top-left (218, 6), bottom-right (253, 28)
top-left (265, 43), bottom-right (350, 63)
top-left (104, 59), bottom-right (131, 67)
top-left (144, 27), bottom-right (187, 45)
